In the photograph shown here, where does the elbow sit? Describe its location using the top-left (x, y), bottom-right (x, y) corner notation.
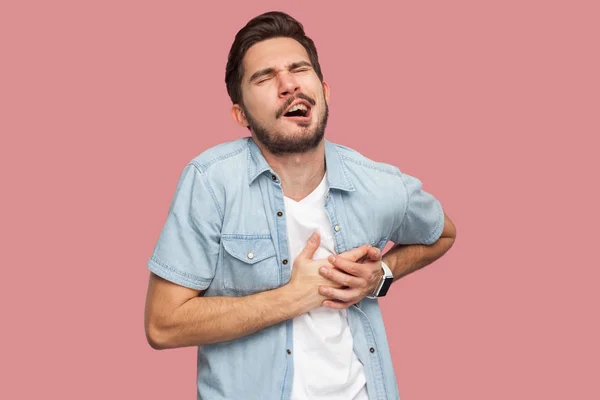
top-left (441, 212), bottom-right (457, 242)
top-left (145, 317), bottom-right (175, 350)
top-left (146, 324), bottom-right (169, 350)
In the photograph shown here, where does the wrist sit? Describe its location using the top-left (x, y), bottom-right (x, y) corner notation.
top-left (367, 261), bottom-right (394, 298)
top-left (279, 283), bottom-right (314, 316)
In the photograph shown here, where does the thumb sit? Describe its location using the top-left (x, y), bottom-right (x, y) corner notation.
top-left (367, 246), bottom-right (382, 261)
top-left (338, 244), bottom-right (370, 262)
top-left (339, 244), bottom-right (382, 263)
top-left (296, 232), bottom-right (321, 261)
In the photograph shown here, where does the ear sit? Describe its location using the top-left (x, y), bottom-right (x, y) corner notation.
top-left (322, 81), bottom-right (330, 104)
top-left (231, 104), bottom-right (249, 127)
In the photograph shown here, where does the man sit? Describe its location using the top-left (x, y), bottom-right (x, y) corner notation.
top-left (144, 11), bottom-right (456, 400)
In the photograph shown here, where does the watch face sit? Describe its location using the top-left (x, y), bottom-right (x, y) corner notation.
top-left (378, 278), bottom-right (393, 297)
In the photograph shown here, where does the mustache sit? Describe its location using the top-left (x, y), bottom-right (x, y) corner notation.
top-left (276, 93), bottom-right (316, 119)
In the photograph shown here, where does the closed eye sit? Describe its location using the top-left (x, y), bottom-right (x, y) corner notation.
top-left (257, 76), bottom-right (274, 84)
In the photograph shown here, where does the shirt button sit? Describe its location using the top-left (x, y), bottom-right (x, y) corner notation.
top-left (334, 225), bottom-right (340, 232)
top-left (370, 347), bottom-right (375, 353)
top-left (277, 211), bottom-right (283, 217)
top-left (247, 252), bottom-right (254, 259)
top-left (286, 349), bottom-right (291, 355)
top-left (282, 259), bottom-right (288, 265)
top-left (271, 175), bottom-right (277, 181)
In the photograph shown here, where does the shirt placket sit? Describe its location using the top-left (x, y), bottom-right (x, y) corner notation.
top-left (326, 189), bottom-right (389, 400)
top-left (261, 171), bottom-right (296, 399)
top-left (324, 189), bottom-right (346, 255)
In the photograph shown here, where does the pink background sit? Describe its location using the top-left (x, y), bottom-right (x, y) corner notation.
top-left (2, 0), bottom-right (599, 399)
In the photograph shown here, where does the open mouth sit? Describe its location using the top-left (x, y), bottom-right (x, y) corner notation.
top-left (282, 101), bottom-right (312, 120)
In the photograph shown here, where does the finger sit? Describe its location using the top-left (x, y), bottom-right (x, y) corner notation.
top-left (327, 254), bottom-right (365, 278)
top-left (337, 244), bottom-right (371, 262)
top-left (319, 285), bottom-right (360, 303)
top-left (367, 246), bottom-right (382, 261)
top-left (319, 266), bottom-right (366, 289)
top-left (296, 232), bottom-right (320, 261)
top-left (322, 299), bottom-right (354, 310)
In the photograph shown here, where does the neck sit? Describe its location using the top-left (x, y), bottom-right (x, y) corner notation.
top-left (255, 139), bottom-right (326, 202)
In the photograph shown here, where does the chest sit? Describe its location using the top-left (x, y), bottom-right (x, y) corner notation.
top-left (209, 179), bottom-right (396, 296)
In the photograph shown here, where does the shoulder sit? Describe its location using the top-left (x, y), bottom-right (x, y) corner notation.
top-left (328, 141), bottom-right (418, 205)
top-left (329, 141), bottom-right (401, 178)
top-left (186, 137), bottom-right (250, 173)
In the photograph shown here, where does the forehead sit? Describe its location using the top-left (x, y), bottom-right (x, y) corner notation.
top-left (243, 37), bottom-right (311, 77)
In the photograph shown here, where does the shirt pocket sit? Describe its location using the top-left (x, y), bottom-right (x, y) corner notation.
top-left (221, 235), bottom-right (280, 296)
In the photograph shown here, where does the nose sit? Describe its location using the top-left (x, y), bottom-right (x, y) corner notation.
top-left (278, 71), bottom-right (300, 98)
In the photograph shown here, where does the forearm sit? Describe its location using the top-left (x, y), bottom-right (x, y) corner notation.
top-left (382, 236), bottom-right (455, 281)
top-left (152, 286), bottom-right (309, 349)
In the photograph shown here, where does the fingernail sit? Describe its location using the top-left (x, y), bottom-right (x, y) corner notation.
top-left (320, 267), bottom-right (328, 274)
top-left (329, 256), bottom-right (336, 263)
top-left (309, 233), bottom-right (317, 242)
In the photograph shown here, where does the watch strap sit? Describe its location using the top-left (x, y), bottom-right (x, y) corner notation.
top-left (367, 261), bottom-right (394, 299)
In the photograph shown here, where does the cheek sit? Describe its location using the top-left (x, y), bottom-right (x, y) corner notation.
top-left (302, 75), bottom-right (324, 95)
top-left (243, 91), bottom-right (276, 118)
top-left (242, 104), bottom-right (266, 123)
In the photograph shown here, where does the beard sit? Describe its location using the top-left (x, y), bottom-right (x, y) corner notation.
top-left (242, 99), bottom-right (329, 155)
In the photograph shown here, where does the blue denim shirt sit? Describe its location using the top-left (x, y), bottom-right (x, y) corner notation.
top-left (147, 137), bottom-right (444, 400)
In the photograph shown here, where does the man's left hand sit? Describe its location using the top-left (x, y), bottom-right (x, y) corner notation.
top-left (318, 245), bottom-right (385, 309)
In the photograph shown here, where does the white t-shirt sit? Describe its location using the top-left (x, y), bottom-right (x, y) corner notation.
top-left (285, 173), bottom-right (368, 400)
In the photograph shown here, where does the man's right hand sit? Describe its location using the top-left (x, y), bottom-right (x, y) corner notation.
top-left (288, 232), bottom-right (340, 310)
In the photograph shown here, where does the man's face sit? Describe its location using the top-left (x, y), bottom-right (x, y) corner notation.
top-left (233, 37), bottom-right (330, 155)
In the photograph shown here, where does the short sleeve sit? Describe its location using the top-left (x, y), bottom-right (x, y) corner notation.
top-left (389, 172), bottom-right (445, 245)
top-left (147, 163), bottom-right (221, 290)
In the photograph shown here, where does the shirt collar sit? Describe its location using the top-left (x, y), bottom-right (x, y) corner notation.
top-left (246, 137), bottom-right (355, 192)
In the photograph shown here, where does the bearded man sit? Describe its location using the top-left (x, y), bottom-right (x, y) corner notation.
top-left (144, 11), bottom-right (456, 400)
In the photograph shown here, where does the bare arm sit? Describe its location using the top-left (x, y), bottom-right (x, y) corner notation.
top-left (144, 233), bottom-right (373, 349)
top-left (144, 274), bottom-right (306, 349)
top-left (383, 212), bottom-right (456, 281)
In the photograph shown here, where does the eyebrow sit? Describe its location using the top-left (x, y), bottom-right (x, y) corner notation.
top-left (248, 61), bottom-right (313, 83)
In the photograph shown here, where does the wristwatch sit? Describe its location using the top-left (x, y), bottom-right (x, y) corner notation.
top-left (367, 261), bottom-right (394, 298)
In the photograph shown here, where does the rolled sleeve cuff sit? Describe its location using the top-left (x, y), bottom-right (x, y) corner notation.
top-left (147, 255), bottom-right (212, 290)
top-left (421, 200), bottom-right (445, 245)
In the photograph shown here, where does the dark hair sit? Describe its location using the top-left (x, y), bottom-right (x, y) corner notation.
top-left (225, 11), bottom-right (324, 105)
